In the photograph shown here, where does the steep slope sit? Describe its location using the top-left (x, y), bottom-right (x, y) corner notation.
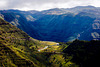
top-left (63, 40), bottom-right (100, 67)
top-left (0, 18), bottom-right (37, 66)
top-left (0, 18), bottom-right (100, 67)
top-left (0, 6), bottom-right (100, 42)
top-left (0, 18), bottom-right (76, 67)
top-left (30, 6), bottom-right (100, 42)
top-left (0, 10), bottom-right (40, 39)
top-left (32, 13), bottom-right (100, 42)
top-left (0, 43), bottom-right (34, 67)
top-left (0, 18), bottom-right (58, 67)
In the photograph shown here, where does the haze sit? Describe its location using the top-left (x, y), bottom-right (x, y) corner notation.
top-left (0, 0), bottom-right (100, 11)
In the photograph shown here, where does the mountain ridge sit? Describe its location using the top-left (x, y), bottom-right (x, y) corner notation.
top-left (0, 5), bottom-right (100, 42)
top-left (0, 16), bottom-right (100, 67)
top-left (0, 18), bottom-right (58, 67)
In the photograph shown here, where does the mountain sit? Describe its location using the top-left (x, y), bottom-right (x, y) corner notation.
top-left (0, 6), bottom-right (100, 67)
top-left (31, 6), bottom-right (100, 42)
top-left (0, 9), bottom-right (41, 40)
top-left (0, 18), bottom-right (100, 67)
top-left (0, 18), bottom-right (36, 66)
top-left (0, 6), bottom-right (100, 42)
top-left (32, 13), bottom-right (100, 42)
top-left (0, 18), bottom-right (58, 67)
top-left (63, 39), bottom-right (100, 67)
top-left (33, 5), bottom-right (97, 15)
top-left (64, 5), bottom-right (97, 14)
top-left (5, 9), bottom-right (39, 14)
top-left (40, 8), bottom-right (67, 15)
top-left (0, 18), bottom-right (77, 67)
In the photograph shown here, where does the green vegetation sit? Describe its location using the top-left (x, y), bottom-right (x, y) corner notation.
top-left (0, 18), bottom-right (100, 67)
top-left (0, 18), bottom-right (58, 67)
top-left (63, 39), bottom-right (100, 67)
top-left (0, 43), bottom-right (34, 67)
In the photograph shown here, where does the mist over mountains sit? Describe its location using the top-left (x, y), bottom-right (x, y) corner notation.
top-left (0, 5), bottom-right (100, 42)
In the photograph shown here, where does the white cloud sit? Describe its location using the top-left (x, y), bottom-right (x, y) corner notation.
top-left (0, 0), bottom-right (7, 8)
top-left (0, 0), bottom-right (100, 11)
top-left (90, 0), bottom-right (100, 7)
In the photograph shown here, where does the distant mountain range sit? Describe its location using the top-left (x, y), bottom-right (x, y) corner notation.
top-left (0, 6), bottom-right (100, 67)
top-left (0, 5), bottom-right (100, 42)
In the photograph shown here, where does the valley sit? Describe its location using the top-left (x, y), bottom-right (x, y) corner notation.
top-left (0, 6), bottom-right (100, 67)
top-left (0, 6), bottom-right (100, 42)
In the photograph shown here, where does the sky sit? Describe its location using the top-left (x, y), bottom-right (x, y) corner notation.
top-left (0, 0), bottom-right (100, 11)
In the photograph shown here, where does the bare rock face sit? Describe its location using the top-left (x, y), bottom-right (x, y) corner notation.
top-left (92, 20), bottom-right (100, 29)
top-left (10, 19), bottom-right (20, 26)
top-left (92, 23), bottom-right (100, 29)
top-left (26, 15), bottom-right (36, 21)
top-left (91, 32), bottom-right (100, 39)
top-left (0, 13), bottom-right (4, 19)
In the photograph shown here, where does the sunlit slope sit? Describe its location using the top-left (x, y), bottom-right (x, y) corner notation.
top-left (0, 43), bottom-right (35, 67)
top-left (0, 18), bottom-right (58, 67)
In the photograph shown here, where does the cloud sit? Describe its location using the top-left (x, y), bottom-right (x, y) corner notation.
top-left (0, 0), bottom-right (7, 7)
top-left (0, 0), bottom-right (100, 11)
